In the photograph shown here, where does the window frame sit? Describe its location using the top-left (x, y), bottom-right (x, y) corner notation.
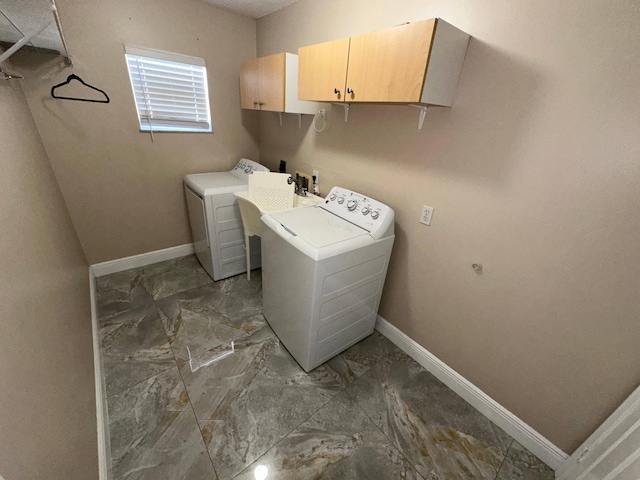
top-left (124, 46), bottom-right (212, 133)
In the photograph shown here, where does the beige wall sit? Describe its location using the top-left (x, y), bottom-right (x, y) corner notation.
top-left (0, 72), bottom-right (97, 477)
top-left (257, 0), bottom-right (640, 453)
top-left (13, 0), bottom-right (259, 264)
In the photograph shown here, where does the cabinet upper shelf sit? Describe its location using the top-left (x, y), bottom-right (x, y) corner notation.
top-left (298, 18), bottom-right (470, 107)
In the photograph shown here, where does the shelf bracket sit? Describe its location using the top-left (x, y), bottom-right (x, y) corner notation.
top-left (332, 103), bottom-right (350, 123)
top-left (278, 112), bottom-right (283, 126)
top-left (410, 104), bottom-right (428, 131)
top-left (0, 67), bottom-right (24, 80)
top-left (0, 19), bottom-right (53, 65)
top-left (51, 0), bottom-right (72, 66)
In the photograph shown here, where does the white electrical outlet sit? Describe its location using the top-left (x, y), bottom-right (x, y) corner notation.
top-left (420, 205), bottom-right (434, 225)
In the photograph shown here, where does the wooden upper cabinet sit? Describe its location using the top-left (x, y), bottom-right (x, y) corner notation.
top-left (239, 58), bottom-right (260, 109)
top-left (298, 37), bottom-right (350, 102)
top-left (240, 53), bottom-right (316, 114)
top-left (240, 53), bottom-right (285, 112)
top-left (257, 54), bottom-right (285, 112)
top-left (346, 19), bottom-right (436, 103)
top-left (298, 19), bottom-right (470, 106)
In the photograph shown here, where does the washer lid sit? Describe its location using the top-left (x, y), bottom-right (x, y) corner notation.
top-left (268, 206), bottom-right (369, 249)
top-left (184, 172), bottom-right (247, 196)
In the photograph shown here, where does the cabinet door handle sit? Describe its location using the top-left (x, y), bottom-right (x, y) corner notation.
top-left (347, 88), bottom-right (353, 94)
top-left (334, 88), bottom-right (340, 95)
top-left (258, 102), bottom-right (264, 107)
top-left (253, 101), bottom-right (258, 107)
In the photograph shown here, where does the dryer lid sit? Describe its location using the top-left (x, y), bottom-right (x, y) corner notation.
top-left (268, 206), bottom-right (369, 249)
top-left (183, 159), bottom-right (268, 196)
top-left (184, 172), bottom-right (247, 195)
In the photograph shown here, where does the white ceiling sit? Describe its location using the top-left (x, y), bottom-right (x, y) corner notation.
top-left (202, 0), bottom-right (299, 19)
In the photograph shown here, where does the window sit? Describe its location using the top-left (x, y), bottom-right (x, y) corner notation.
top-left (125, 46), bottom-right (212, 133)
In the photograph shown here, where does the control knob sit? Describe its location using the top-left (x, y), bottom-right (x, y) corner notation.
top-left (329, 194), bottom-right (337, 201)
top-left (337, 197), bottom-right (345, 204)
top-left (347, 200), bottom-right (358, 211)
top-left (361, 207), bottom-right (370, 215)
top-left (371, 211), bottom-right (380, 220)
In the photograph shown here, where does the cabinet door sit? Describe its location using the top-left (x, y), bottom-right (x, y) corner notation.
top-left (239, 58), bottom-right (260, 109)
top-left (257, 53), bottom-right (286, 112)
top-left (346, 19), bottom-right (436, 102)
top-left (298, 38), bottom-right (350, 102)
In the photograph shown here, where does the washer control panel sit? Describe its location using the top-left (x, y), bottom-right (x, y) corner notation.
top-left (322, 187), bottom-right (394, 240)
top-left (232, 158), bottom-right (269, 176)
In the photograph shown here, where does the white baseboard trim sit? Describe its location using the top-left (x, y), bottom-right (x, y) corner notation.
top-left (555, 383), bottom-right (640, 480)
top-left (89, 268), bottom-right (111, 480)
top-left (375, 315), bottom-right (568, 471)
top-left (91, 244), bottom-right (194, 277)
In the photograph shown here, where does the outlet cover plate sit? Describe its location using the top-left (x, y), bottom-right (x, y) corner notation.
top-left (420, 205), bottom-right (434, 225)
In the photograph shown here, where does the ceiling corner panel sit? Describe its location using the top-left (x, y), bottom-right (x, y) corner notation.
top-left (202, 0), bottom-right (299, 19)
top-left (0, 0), bottom-right (64, 53)
top-left (0, 14), bottom-right (23, 44)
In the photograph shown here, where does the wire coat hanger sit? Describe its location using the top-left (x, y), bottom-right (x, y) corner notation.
top-left (51, 74), bottom-right (110, 103)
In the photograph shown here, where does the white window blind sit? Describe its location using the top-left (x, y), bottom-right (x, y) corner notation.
top-left (125, 46), bottom-right (212, 133)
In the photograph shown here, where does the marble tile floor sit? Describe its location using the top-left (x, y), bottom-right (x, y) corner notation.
top-left (97, 255), bottom-right (555, 480)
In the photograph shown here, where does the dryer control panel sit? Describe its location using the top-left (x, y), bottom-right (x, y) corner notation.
top-left (321, 186), bottom-right (394, 240)
top-left (232, 158), bottom-right (269, 176)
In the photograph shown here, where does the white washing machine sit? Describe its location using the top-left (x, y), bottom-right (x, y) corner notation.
top-left (184, 158), bottom-right (269, 281)
top-left (261, 186), bottom-right (395, 372)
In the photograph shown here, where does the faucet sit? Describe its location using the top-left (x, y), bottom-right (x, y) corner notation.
top-left (288, 174), bottom-right (308, 196)
top-left (299, 177), bottom-right (308, 196)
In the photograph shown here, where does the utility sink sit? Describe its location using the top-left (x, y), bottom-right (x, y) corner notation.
top-left (293, 193), bottom-right (324, 208)
top-left (235, 191), bottom-right (324, 215)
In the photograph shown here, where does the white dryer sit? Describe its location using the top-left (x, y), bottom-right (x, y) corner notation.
top-left (261, 186), bottom-right (395, 372)
top-left (184, 158), bottom-right (269, 281)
